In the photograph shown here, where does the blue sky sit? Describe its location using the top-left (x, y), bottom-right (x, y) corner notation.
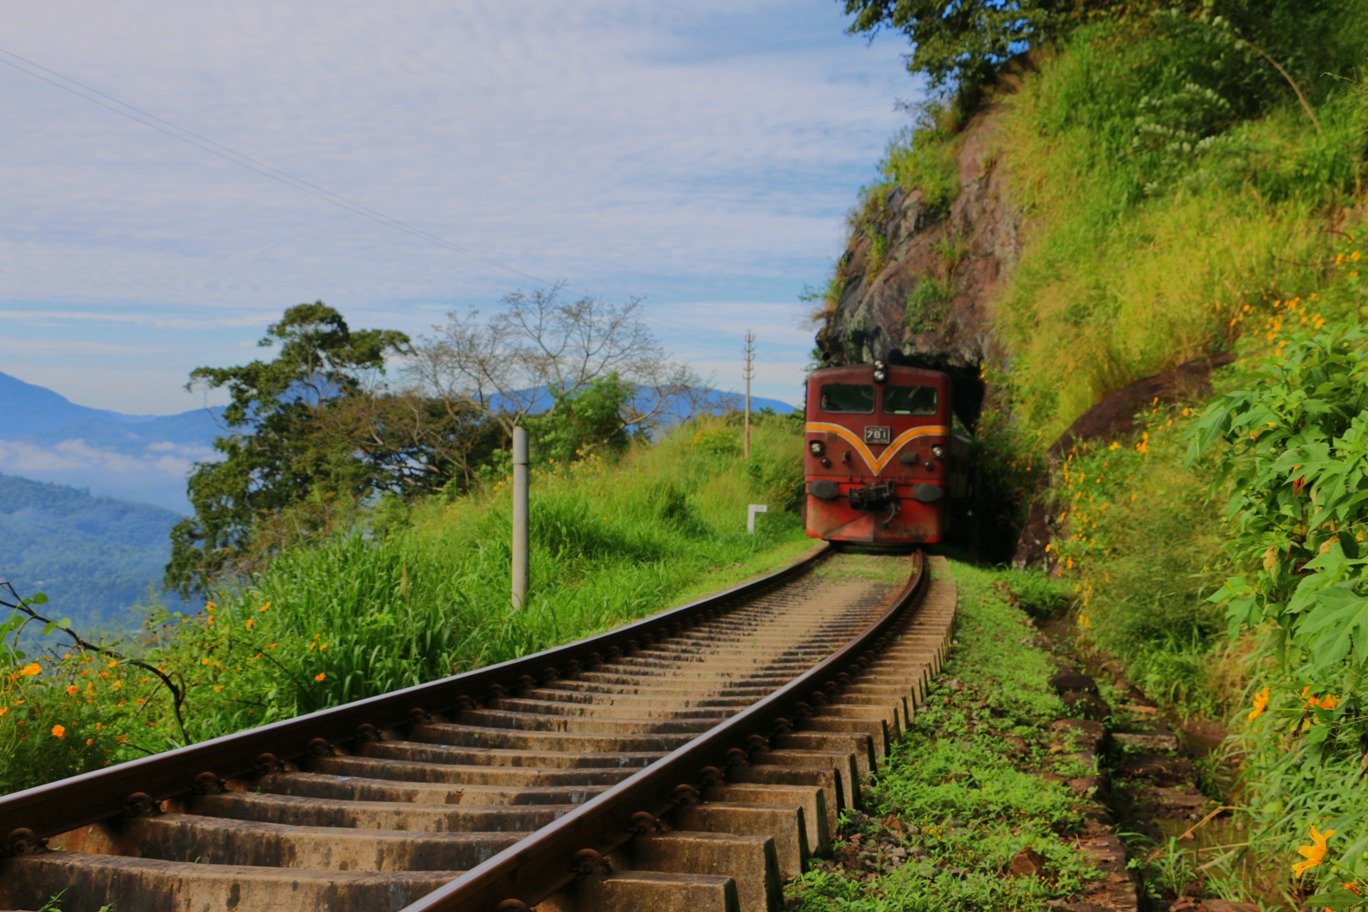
top-left (2, 1), bottom-right (920, 415)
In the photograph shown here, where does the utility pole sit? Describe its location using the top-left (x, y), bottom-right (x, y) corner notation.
top-left (511, 426), bottom-right (529, 610)
top-left (743, 330), bottom-right (756, 459)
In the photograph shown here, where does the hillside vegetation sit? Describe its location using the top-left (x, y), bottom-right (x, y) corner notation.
top-left (829, 1), bottom-right (1368, 906)
top-left (0, 414), bottom-right (809, 794)
top-left (1005, 17), bottom-right (1368, 910)
top-left (0, 474), bottom-right (188, 629)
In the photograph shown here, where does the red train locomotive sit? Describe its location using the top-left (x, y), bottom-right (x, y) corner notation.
top-left (804, 361), bottom-right (969, 545)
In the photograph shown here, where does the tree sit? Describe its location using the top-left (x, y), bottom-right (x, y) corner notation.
top-left (166, 304), bottom-right (419, 595)
top-left (842, 0), bottom-right (1072, 91)
top-left (409, 285), bottom-right (704, 454)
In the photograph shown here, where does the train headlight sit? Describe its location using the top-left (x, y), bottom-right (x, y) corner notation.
top-left (809, 440), bottom-right (826, 456)
top-left (931, 444), bottom-right (945, 459)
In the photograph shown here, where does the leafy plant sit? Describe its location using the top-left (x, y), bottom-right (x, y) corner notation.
top-left (905, 276), bottom-right (954, 332)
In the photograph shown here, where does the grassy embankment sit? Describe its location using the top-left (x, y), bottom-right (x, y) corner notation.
top-left (823, 5), bottom-right (1368, 905)
top-left (996, 12), bottom-right (1367, 908)
top-left (789, 562), bottom-right (1101, 912)
top-left (0, 413), bottom-right (811, 794)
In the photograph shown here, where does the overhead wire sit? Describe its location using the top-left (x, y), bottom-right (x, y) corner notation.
top-left (0, 46), bottom-right (795, 346)
top-left (0, 46), bottom-right (558, 288)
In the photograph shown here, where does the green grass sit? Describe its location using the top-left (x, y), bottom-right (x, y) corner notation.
top-left (0, 413), bottom-right (812, 793)
top-left (787, 562), bottom-right (1101, 912)
top-left (994, 15), bottom-right (1368, 443)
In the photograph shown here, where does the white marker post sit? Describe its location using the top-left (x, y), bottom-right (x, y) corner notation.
top-left (747, 503), bottom-right (768, 534)
top-left (512, 426), bottom-right (529, 611)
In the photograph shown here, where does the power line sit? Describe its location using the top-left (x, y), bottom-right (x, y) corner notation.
top-left (0, 46), bottom-right (557, 288)
top-left (0, 46), bottom-right (807, 348)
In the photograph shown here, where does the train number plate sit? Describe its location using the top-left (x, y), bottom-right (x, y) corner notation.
top-left (864, 425), bottom-right (891, 445)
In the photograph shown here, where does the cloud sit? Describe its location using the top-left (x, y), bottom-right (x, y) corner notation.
top-left (0, 307), bottom-right (277, 331)
top-left (0, 438), bottom-right (209, 476)
top-left (0, 438), bottom-right (214, 511)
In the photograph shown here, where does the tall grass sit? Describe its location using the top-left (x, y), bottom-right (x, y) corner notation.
top-left (996, 15), bottom-right (1367, 441)
top-left (0, 414), bottom-right (811, 792)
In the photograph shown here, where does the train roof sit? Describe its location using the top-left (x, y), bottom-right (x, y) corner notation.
top-left (806, 363), bottom-right (951, 385)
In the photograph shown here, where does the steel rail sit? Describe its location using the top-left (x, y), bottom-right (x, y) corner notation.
top-left (0, 544), bottom-right (830, 849)
top-left (401, 550), bottom-right (929, 912)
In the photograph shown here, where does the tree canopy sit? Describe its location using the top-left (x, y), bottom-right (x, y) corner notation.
top-left (842, 0), bottom-right (1351, 101)
top-left (166, 303), bottom-right (478, 594)
top-left (409, 284), bottom-right (703, 442)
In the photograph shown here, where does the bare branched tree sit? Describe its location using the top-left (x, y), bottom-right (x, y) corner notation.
top-left (409, 284), bottom-right (707, 438)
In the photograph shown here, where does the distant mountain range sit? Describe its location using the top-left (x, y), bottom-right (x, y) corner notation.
top-left (0, 371), bottom-right (223, 513)
top-left (0, 371), bottom-right (796, 513)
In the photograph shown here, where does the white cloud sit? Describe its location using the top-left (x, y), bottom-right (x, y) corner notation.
top-left (0, 438), bottom-right (213, 511)
top-left (1, 438), bottom-right (202, 476)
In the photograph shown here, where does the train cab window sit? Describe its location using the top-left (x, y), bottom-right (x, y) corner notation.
top-left (884, 385), bottom-right (938, 416)
top-left (819, 384), bottom-right (875, 413)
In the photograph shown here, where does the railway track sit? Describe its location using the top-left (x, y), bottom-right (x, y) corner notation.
top-left (0, 546), bottom-right (957, 912)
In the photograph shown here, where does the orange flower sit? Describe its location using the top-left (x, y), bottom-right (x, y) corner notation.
top-left (1247, 686), bottom-right (1270, 722)
top-left (259, 601), bottom-right (270, 612)
top-left (51, 724), bottom-right (66, 740)
top-left (65, 685), bottom-right (78, 696)
top-left (244, 618), bottom-right (254, 630)
top-left (19, 662), bottom-right (41, 677)
top-left (1293, 824), bottom-right (1334, 878)
top-left (1301, 686), bottom-right (1339, 711)
top-left (314, 672), bottom-right (327, 682)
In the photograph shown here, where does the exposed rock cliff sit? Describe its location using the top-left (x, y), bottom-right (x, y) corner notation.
top-left (814, 79), bottom-right (1024, 428)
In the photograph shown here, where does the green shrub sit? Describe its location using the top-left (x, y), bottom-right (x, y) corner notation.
top-left (905, 276), bottom-right (954, 332)
top-left (882, 112), bottom-right (961, 217)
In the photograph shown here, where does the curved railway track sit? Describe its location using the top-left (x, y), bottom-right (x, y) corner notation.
top-left (0, 546), bottom-right (957, 912)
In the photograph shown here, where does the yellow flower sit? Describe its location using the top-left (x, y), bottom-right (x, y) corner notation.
top-left (1293, 824), bottom-right (1334, 878)
top-left (51, 724), bottom-right (66, 740)
top-left (314, 672), bottom-right (327, 682)
top-left (244, 618), bottom-right (254, 630)
top-left (19, 662), bottom-right (41, 677)
top-left (259, 602), bottom-right (270, 612)
top-left (1248, 686), bottom-right (1269, 722)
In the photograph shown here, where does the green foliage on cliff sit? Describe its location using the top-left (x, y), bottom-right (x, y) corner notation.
top-left (1003, 11), bottom-right (1368, 900)
top-left (997, 8), bottom-right (1368, 442)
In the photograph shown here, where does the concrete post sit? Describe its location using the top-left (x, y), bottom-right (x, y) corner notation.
top-left (512, 426), bottom-right (529, 611)
top-left (747, 504), bottom-right (768, 534)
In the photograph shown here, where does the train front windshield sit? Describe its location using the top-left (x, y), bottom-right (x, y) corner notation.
top-left (884, 385), bottom-right (938, 416)
top-left (819, 384), bottom-right (875, 413)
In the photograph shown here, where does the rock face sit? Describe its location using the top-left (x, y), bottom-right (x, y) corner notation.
top-left (814, 78), bottom-right (1024, 427)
